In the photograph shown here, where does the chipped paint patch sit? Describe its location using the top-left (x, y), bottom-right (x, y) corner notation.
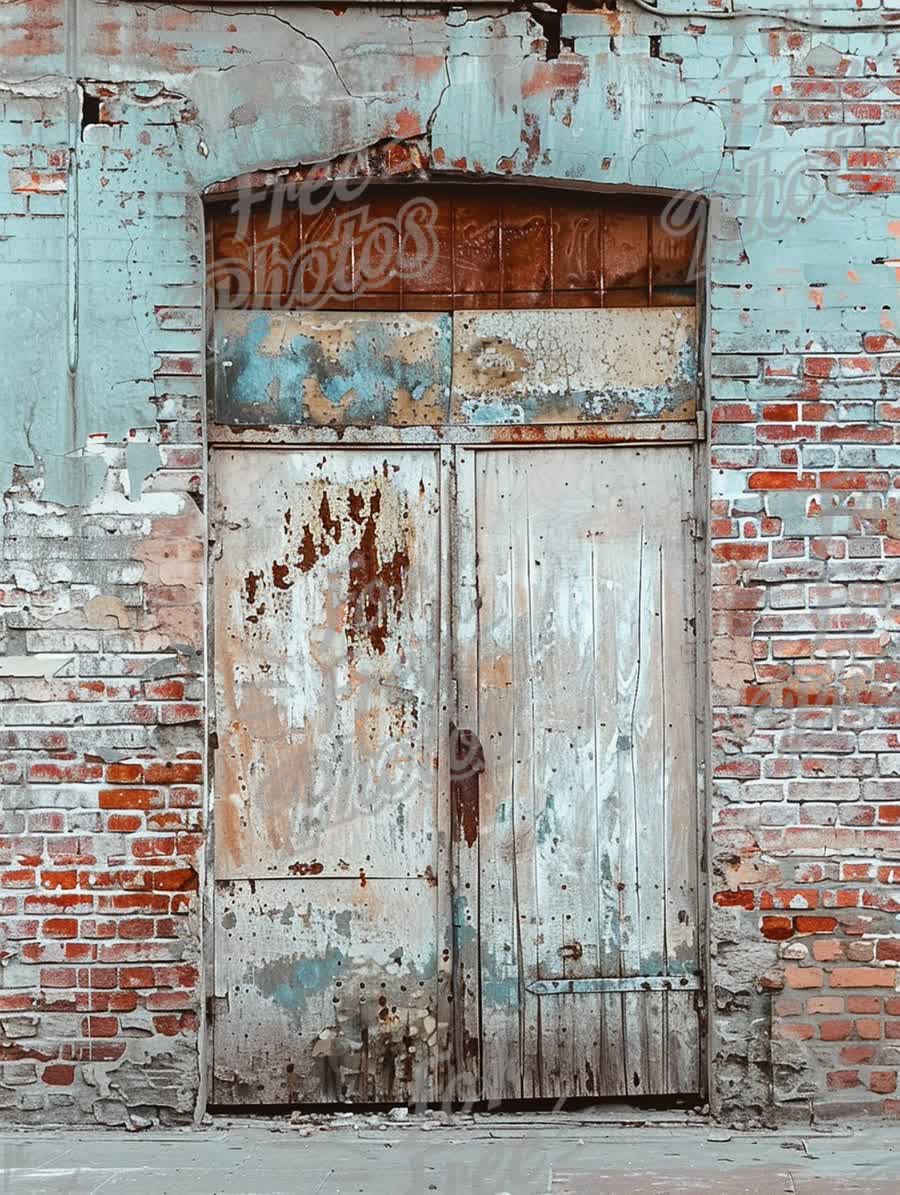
top-left (215, 310), bottom-right (451, 426)
top-left (451, 308), bottom-right (697, 423)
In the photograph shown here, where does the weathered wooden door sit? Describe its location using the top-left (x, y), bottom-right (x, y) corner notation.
top-left (456, 446), bottom-right (703, 1100)
top-left (207, 185), bottom-right (706, 1106)
top-left (210, 440), bottom-right (703, 1106)
top-left (210, 448), bottom-right (450, 1104)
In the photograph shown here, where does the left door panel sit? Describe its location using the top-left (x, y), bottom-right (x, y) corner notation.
top-left (210, 448), bottom-right (445, 1104)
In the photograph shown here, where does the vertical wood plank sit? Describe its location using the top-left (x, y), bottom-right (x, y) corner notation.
top-left (435, 445), bottom-right (454, 1103)
top-left (450, 447), bottom-right (482, 1102)
top-left (477, 452), bottom-right (527, 1100)
top-left (661, 453), bottom-right (702, 1094)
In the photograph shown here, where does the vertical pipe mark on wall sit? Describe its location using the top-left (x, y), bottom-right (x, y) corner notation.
top-left (66, 0), bottom-right (80, 444)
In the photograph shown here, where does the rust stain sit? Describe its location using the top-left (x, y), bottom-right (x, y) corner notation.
top-left (391, 107), bottom-right (422, 138)
top-left (272, 561), bottom-right (292, 589)
top-left (289, 860), bottom-right (324, 876)
top-left (244, 570), bottom-right (261, 604)
top-left (451, 726), bottom-right (485, 849)
top-left (297, 524), bottom-right (318, 572)
top-left (347, 488), bottom-right (409, 657)
top-left (521, 112), bottom-right (542, 172)
top-left (522, 60), bottom-right (587, 99)
top-left (348, 488), bottom-right (366, 524)
top-left (559, 941), bottom-right (584, 961)
top-left (359, 868), bottom-right (367, 888)
top-left (319, 492), bottom-right (341, 543)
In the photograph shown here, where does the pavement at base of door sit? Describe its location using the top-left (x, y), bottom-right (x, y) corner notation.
top-left (1, 1117), bottom-right (897, 1194)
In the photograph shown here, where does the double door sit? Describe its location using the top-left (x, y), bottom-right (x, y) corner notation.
top-left (209, 443), bottom-right (703, 1105)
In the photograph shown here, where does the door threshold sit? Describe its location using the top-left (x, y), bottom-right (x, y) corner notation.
top-left (208, 1098), bottom-right (707, 1132)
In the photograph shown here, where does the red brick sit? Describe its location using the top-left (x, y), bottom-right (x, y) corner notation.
top-left (841, 1045), bottom-right (875, 1065)
top-left (848, 996), bottom-right (880, 1014)
top-left (82, 1016), bottom-right (118, 1038)
top-left (150, 867), bottom-right (197, 892)
top-left (819, 1020), bottom-right (852, 1040)
top-left (144, 762), bottom-right (203, 785)
top-left (869, 1071), bottom-right (897, 1094)
top-left (106, 814), bottom-right (142, 833)
top-left (762, 915), bottom-right (793, 940)
top-left (99, 789), bottom-right (162, 811)
top-left (830, 967), bottom-right (895, 988)
top-left (105, 763), bottom-right (144, 784)
top-left (785, 966), bottom-right (824, 989)
top-left (826, 1070), bottom-right (860, 1089)
top-left (856, 1019), bottom-right (882, 1040)
top-left (41, 1064), bottom-right (75, 1086)
top-left (795, 916), bottom-right (838, 934)
top-left (42, 918), bottom-right (78, 939)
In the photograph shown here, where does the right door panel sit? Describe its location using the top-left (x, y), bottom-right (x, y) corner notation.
top-left (472, 446), bottom-right (702, 1100)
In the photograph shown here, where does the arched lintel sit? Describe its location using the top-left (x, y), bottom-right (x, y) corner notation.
top-left (201, 136), bottom-right (708, 210)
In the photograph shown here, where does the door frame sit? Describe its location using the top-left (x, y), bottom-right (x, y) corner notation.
top-left (204, 419), bottom-right (708, 1106)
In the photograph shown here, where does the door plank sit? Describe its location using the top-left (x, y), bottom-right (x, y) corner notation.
top-left (477, 453), bottom-right (527, 1101)
top-left (212, 448), bottom-right (442, 880)
top-left (435, 446), bottom-right (455, 1101)
top-left (660, 455), bottom-right (702, 1094)
top-left (450, 447), bottom-right (482, 1101)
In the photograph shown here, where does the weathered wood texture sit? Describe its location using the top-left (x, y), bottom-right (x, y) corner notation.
top-left (212, 878), bottom-right (440, 1104)
top-left (211, 441), bottom-right (701, 1104)
top-left (211, 448), bottom-right (446, 1103)
top-left (473, 446), bottom-right (701, 1100)
top-left (450, 309), bottom-right (696, 424)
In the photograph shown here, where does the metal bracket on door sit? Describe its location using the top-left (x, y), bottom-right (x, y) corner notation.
top-left (527, 975), bottom-right (703, 995)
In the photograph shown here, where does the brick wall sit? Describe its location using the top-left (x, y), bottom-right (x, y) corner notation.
top-left (2, 0), bottom-right (900, 1124)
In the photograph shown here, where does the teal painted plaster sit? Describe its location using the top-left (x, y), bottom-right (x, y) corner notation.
top-left (1, 0), bottom-right (734, 512)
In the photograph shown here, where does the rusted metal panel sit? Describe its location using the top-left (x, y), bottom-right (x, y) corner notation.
top-left (472, 446), bottom-right (702, 1099)
top-left (206, 185), bottom-right (700, 311)
top-left (450, 308), bottom-right (697, 424)
top-left (212, 878), bottom-right (443, 1105)
top-left (209, 419), bottom-right (702, 448)
top-left (214, 310), bottom-right (452, 426)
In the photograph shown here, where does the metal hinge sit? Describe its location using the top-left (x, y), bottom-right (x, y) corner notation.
top-left (205, 994), bottom-right (228, 1021)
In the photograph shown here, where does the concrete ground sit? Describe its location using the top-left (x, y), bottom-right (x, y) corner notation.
top-left (2, 1114), bottom-right (898, 1194)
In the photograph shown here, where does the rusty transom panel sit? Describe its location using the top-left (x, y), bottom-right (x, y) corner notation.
top-left (207, 185), bottom-right (700, 311)
top-left (213, 307), bottom-right (697, 427)
top-left (211, 448), bottom-right (446, 1105)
